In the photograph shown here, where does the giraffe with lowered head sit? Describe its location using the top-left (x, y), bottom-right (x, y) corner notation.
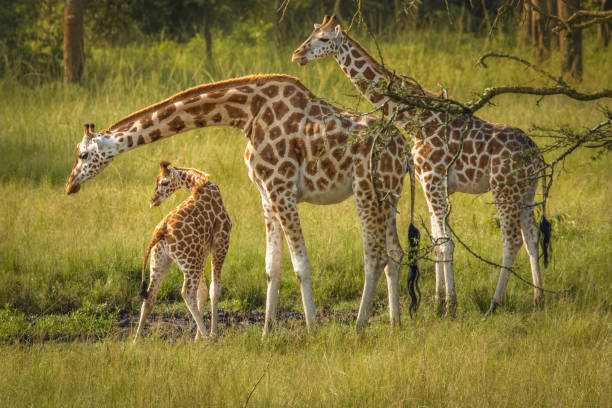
top-left (65, 74), bottom-right (419, 333)
top-left (293, 16), bottom-right (551, 316)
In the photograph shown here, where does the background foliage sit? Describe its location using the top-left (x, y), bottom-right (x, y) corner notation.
top-left (1, 0), bottom-right (521, 80)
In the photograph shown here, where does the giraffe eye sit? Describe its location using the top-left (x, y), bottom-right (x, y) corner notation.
top-left (320, 38), bottom-right (329, 42)
top-left (79, 152), bottom-right (89, 160)
top-left (161, 181), bottom-right (170, 186)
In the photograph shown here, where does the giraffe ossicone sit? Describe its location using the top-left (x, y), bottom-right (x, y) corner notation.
top-left (293, 16), bottom-right (550, 315)
top-left (65, 74), bottom-right (419, 333)
top-left (134, 161), bottom-right (230, 342)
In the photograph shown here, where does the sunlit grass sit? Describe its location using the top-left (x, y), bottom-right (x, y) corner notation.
top-left (0, 28), bottom-right (610, 406)
top-left (1, 29), bottom-right (609, 315)
top-left (0, 310), bottom-right (609, 407)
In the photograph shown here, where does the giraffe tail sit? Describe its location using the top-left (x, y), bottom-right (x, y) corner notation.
top-left (408, 223), bottom-right (421, 317)
top-left (407, 154), bottom-right (421, 317)
top-left (539, 167), bottom-right (552, 268)
top-left (140, 224), bottom-right (167, 299)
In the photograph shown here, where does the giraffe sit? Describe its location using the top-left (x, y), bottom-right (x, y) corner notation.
top-left (64, 74), bottom-right (419, 333)
top-left (293, 16), bottom-right (550, 316)
top-left (134, 160), bottom-right (231, 341)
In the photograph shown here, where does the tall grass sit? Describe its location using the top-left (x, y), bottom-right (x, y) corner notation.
top-left (0, 311), bottom-right (610, 406)
top-left (1, 26), bottom-right (610, 407)
top-left (1, 30), bottom-right (610, 315)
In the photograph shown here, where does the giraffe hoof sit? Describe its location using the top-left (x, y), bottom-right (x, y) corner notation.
top-left (434, 297), bottom-right (446, 317)
top-left (483, 301), bottom-right (499, 319)
top-left (445, 299), bottom-right (457, 318)
top-left (534, 294), bottom-right (545, 310)
top-left (355, 320), bottom-right (367, 333)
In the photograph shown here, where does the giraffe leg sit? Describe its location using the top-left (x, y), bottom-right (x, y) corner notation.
top-left (383, 201), bottom-right (402, 327)
top-left (420, 175), bottom-right (450, 316)
top-left (134, 243), bottom-right (172, 343)
top-left (521, 206), bottom-right (545, 308)
top-left (274, 200), bottom-right (316, 331)
top-left (437, 219), bottom-right (457, 317)
top-left (425, 182), bottom-right (456, 317)
top-left (486, 195), bottom-right (524, 316)
top-left (261, 200), bottom-right (284, 336)
top-left (197, 259), bottom-right (209, 314)
top-left (354, 193), bottom-right (392, 331)
top-left (209, 230), bottom-right (229, 337)
top-left (429, 216), bottom-right (447, 315)
top-left (194, 254), bottom-right (209, 341)
top-left (177, 259), bottom-right (209, 340)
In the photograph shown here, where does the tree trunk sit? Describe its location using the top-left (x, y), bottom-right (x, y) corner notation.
top-left (203, 5), bottom-right (213, 61)
top-left (558, 0), bottom-right (583, 81)
top-left (334, 0), bottom-right (343, 23)
top-left (531, 0), bottom-right (552, 61)
top-left (480, 0), bottom-right (492, 31)
top-left (520, 2), bottom-right (533, 46)
top-left (549, 0), bottom-right (559, 48)
top-left (274, 0), bottom-right (282, 46)
top-left (597, 0), bottom-right (611, 48)
top-left (63, 0), bottom-right (84, 83)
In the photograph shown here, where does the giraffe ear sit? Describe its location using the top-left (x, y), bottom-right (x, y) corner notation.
top-left (159, 160), bottom-right (172, 170)
top-left (334, 25), bottom-right (341, 37)
top-left (82, 124), bottom-right (93, 143)
top-left (314, 23), bottom-right (321, 29)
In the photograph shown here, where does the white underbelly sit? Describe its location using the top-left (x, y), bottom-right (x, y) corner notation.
top-left (296, 174), bottom-right (353, 205)
top-left (447, 169), bottom-right (490, 195)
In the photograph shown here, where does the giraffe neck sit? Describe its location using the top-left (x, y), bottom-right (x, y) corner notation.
top-left (174, 167), bottom-right (209, 190)
top-left (334, 32), bottom-right (437, 127)
top-left (93, 75), bottom-right (289, 160)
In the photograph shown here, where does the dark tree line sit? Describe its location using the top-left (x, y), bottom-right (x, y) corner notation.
top-left (519, 0), bottom-right (612, 81)
top-left (1, 0), bottom-right (609, 82)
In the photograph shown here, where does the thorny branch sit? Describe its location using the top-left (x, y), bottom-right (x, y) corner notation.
top-left (523, 0), bottom-right (612, 33)
top-left (489, 0), bottom-right (612, 34)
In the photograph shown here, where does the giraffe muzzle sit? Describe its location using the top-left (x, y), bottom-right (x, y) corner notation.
top-left (291, 49), bottom-right (309, 65)
top-left (65, 179), bottom-right (81, 195)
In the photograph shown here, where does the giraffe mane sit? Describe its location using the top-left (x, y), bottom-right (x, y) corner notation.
top-left (341, 32), bottom-right (438, 98)
top-left (106, 74), bottom-right (312, 132)
top-left (173, 166), bottom-right (210, 181)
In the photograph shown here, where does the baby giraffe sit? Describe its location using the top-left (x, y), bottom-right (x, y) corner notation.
top-left (133, 160), bottom-right (232, 342)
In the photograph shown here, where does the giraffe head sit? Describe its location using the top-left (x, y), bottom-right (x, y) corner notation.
top-left (292, 15), bottom-right (343, 65)
top-left (65, 124), bottom-right (115, 195)
top-left (150, 160), bottom-right (183, 208)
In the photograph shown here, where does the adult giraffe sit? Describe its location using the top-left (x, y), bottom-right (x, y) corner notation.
top-left (293, 16), bottom-right (550, 315)
top-left (65, 74), bottom-right (418, 333)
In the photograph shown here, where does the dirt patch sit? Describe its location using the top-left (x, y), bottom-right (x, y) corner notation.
top-left (118, 308), bottom-right (357, 340)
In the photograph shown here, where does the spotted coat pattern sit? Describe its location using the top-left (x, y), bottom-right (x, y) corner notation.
top-left (65, 74), bottom-right (413, 333)
top-left (134, 162), bottom-right (231, 341)
top-left (293, 17), bottom-right (547, 314)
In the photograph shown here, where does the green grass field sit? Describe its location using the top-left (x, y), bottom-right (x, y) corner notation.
top-left (0, 29), bottom-right (610, 406)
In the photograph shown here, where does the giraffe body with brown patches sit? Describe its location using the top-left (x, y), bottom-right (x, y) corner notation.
top-left (134, 161), bottom-right (231, 342)
top-left (65, 74), bottom-right (417, 333)
top-left (294, 17), bottom-right (549, 315)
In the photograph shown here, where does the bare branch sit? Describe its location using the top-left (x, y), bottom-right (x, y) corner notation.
top-left (477, 52), bottom-right (569, 87)
top-left (524, 0), bottom-right (612, 32)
